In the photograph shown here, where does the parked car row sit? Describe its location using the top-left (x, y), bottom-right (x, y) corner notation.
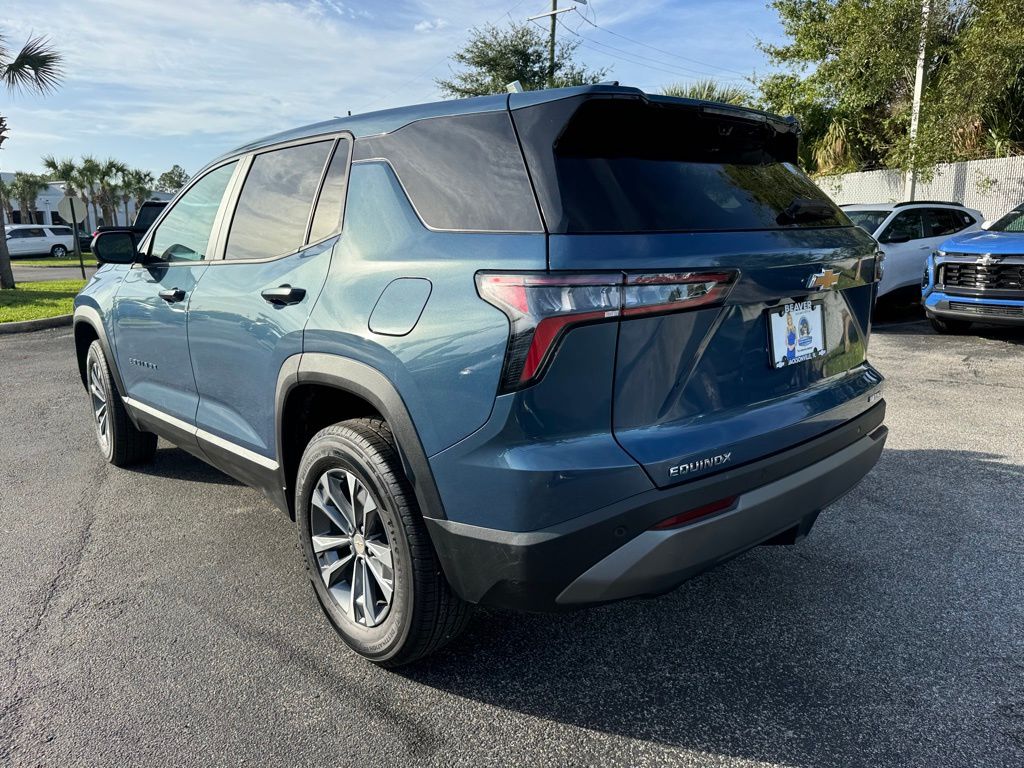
top-left (843, 199), bottom-right (1024, 333)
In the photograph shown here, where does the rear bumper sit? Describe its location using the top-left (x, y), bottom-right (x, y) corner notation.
top-left (425, 401), bottom-right (887, 612)
top-left (924, 290), bottom-right (1024, 326)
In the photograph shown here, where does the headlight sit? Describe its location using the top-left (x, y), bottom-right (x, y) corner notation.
top-left (935, 250), bottom-right (947, 258)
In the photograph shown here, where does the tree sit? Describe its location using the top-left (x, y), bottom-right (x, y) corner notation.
top-left (156, 164), bottom-right (190, 193)
top-left (96, 158), bottom-right (126, 226)
top-left (0, 31), bottom-right (63, 289)
top-left (8, 172), bottom-right (48, 224)
top-left (127, 168), bottom-right (155, 214)
top-left (437, 22), bottom-right (608, 98)
top-left (663, 80), bottom-right (753, 106)
top-left (77, 155), bottom-right (102, 230)
top-left (756, 0), bottom-right (1024, 175)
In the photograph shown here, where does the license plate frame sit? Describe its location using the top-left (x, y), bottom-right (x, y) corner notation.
top-left (767, 300), bottom-right (828, 369)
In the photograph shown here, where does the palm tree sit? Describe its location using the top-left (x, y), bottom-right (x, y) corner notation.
top-left (0, 177), bottom-right (13, 222)
top-left (97, 158), bottom-right (126, 226)
top-left (118, 165), bottom-right (134, 224)
top-left (8, 172), bottom-right (48, 224)
top-left (0, 31), bottom-right (64, 288)
top-left (663, 79), bottom-right (753, 106)
top-left (77, 155), bottom-right (102, 230)
top-left (128, 169), bottom-right (154, 216)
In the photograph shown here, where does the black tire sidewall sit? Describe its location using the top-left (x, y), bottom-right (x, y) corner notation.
top-left (295, 430), bottom-right (415, 663)
top-left (85, 341), bottom-right (116, 462)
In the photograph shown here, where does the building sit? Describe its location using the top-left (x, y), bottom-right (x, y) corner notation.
top-left (0, 172), bottom-right (173, 231)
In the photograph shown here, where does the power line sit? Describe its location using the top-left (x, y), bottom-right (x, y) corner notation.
top-left (574, 11), bottom-right (752, 77)
top-left (552, 17), bottom-right (750, 82)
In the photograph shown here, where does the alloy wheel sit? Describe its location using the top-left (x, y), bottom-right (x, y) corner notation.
top-left (310, 468), bottom-right (395, 628)
top-left (88, 358), bottom-right (109, 452)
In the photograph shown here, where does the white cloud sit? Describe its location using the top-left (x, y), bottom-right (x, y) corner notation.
top-left (414, 18), bottom-right (450, 33)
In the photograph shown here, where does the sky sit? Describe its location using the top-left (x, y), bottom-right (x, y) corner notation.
top-left (1, 0), bottom-right (786, 177)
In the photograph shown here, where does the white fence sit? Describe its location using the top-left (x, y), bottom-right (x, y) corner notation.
top-left (817, 155), bottom-right (1024, 222)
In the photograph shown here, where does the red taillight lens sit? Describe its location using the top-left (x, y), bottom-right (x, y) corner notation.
top-left (476, 270), bottom-right (737, 393)
top-left (650, 496), bottom-right (737, 530)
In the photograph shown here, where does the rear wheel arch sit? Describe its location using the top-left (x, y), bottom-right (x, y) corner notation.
top-left (276, 353), bottom-right (446, 523)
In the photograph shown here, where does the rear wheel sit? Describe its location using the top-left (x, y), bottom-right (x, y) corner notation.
top-left (50, 244), bottom-right (68, 258)
top-left (929, 315), bottom-right (973, 334)
top-left (85, 341), bottom-right (157, 466)
top-left (295, 418), bottom-right (471, 666)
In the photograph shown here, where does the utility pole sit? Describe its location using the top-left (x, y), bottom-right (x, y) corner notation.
top-left (527, 1), bottom-right (585, 89)
top-left (904, 0), bottom-right (931, 201)
top-left (549, 0), bottom-right (557, 88)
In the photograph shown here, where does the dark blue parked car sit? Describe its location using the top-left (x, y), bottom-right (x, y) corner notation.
top-left (923, 204), bottom-right (1024, 333)
top-left (74, 85), bottom-right (887, 665)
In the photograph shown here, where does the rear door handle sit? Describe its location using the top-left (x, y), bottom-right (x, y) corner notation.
top-left (261, 284), bottom-right (306, 306)
top-left (158, 288), bottom-right (186, 303)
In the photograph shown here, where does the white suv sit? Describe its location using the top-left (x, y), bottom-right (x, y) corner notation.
top-left (5, 224), bottom-right (76, 258)
top-left (841, 202), bottom-right (982, 299)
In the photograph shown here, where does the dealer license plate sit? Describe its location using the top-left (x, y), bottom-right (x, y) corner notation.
top-left (767, 300), bottom-right (828, 369)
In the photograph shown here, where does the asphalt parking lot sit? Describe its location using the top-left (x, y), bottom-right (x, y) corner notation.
top-left (1, 318), bottom-right (1022, 767)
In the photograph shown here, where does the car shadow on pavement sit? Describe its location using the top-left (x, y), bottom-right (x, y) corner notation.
top-left (127, 444), bottom-right (241, 486)
top-left (398, 448), bottom-right (1024, 767)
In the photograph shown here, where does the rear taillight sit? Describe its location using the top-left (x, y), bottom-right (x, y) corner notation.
top-left (476, 270), bottom-right (737, 393)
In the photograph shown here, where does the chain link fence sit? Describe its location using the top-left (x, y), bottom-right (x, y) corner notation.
top-left (817, 155), bottom-right (1024, 221)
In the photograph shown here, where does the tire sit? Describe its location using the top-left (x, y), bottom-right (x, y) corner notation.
top-left (85, 340), bottom-right (157, 467)
top-left (51, 244), bottom-right (68, 258)
top-left (929, 315), bottom-right (973, 334)
top-left (295, 418), bottom-right (471, 666)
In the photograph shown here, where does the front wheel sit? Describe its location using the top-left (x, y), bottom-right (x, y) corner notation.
top-left (51, 244), bottom-right (67, 258)
top-left (929, 315), bottom-right (972, 334)
top-left (295, 418), bottom-right (471, 666)
top-left (85, 341), bottom-right (157, 466)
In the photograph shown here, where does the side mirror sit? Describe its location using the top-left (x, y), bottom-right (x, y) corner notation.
top-left (884, 233), bottom-right (910, 244)
top-left (981, 220), bottom-right (992, 230)
top-left (92, 230), bottom-right (138, 265)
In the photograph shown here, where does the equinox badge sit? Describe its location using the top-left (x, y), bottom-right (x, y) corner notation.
top-left (669, 452), bottom-right (732, 477)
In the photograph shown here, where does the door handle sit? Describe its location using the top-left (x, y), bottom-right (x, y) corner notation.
top-left (158, 288), bottom-right (186, 303)
top-left (261, 284), bottom-right (306, 306)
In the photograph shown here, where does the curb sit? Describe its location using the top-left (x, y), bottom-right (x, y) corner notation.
top-left (0, 314), bottom-right (73, 335)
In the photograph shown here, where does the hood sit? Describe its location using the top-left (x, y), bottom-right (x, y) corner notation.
top-left (940, 229), bottom-right (1024, 255)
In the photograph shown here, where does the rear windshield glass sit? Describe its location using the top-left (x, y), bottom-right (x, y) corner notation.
top-left (845, 210), bottom-right (889, 234)
top-left (134, 203), bottom-right (165, 231)
top-left (516, 97), bottom-right (848, 234)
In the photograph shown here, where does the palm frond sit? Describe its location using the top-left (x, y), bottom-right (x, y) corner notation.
top-left (1, 35), bottom-right (63, 95)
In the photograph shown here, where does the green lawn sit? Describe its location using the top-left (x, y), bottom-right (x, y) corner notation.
top-left (0, 279), bottom-right (87, 323)
top-left (13, 254), bottom-right (96, 268)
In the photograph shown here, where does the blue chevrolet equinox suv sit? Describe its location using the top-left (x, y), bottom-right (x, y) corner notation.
top-left (74, 86), bottom-right (888, 665)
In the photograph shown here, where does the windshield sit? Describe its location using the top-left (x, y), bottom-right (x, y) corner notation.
top-left (845, 210), bottom-right (889, 234)
top-left (988, 208), bottom-right (1024, 232)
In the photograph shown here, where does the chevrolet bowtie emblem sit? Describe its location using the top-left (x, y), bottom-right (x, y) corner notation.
top-left (977, 254), bottom-right (1002, 266)
top-left (807, 269), bottom-right (840, 291)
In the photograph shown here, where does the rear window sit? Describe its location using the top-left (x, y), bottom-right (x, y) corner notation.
top-left (514, 97), bottom-right (848, 234)
top-left (134, 203), bottom-right (166, 231)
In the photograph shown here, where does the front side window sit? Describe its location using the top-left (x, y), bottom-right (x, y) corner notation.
top-left (7, 229), bottom-right (26, 239)
top-left (845, 210), bottom-right (889, 235)
top-left (882, 210), bottom-right (925, 242)
top-left (224, 140), bottom-right (332, 261)
top-left (149, 162), bottom-right (237, 262)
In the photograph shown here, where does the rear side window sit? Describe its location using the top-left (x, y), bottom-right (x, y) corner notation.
top-left (308, 139), bottom-right (351, 243)
top-left (48, 226), bottom-right (72, 236)
top-left (353, 112), bottom-right (542, 232)
top-left (225, 140), bottom-right (332, 261)
top-left (926, 208), bottom-right (963, 237)
top-left (513, 96), bottom-right (847, 233)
